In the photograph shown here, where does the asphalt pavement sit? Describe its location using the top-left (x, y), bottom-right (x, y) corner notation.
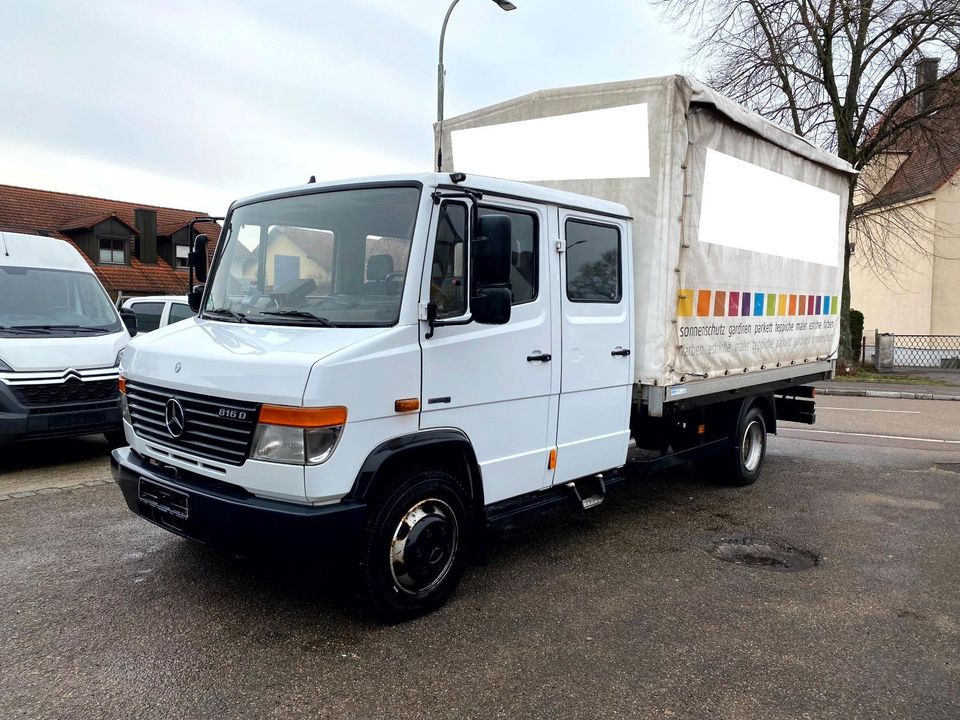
top-left (2, 397), bottom-right (959, 720)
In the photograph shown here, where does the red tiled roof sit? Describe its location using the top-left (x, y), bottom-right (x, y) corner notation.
top-left (0, 183), bottom-right (222, 297)
top-left (863, 73), bottom-right (960, 210)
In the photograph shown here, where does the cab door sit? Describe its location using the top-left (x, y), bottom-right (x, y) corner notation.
top-left (553, 211), bottom-right (633, 484)
top-left (419, 196), bottom-right (556, 505)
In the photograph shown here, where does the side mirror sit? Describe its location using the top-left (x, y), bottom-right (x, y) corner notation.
top-left (119, 307), bottom-right (138, 337)
top-left (188, 284), bottom-right (205, 313)
top-left (473, 215), bottom-right (512, 287)
top-left (471, 286), bottom-right (512, 325)
top-left (189, 234), bottom-right (209, 283)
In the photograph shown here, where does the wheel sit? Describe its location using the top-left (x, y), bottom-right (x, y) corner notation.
top-left (359, 468), bottom-right (471, 622)
top-left (103, 429), bottom-right (127, 448)
top-left (717, 406), bottom-right (767, 486)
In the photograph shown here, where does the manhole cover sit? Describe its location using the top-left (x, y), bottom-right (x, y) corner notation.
top-left (709, 537), bottom-right (819, 572)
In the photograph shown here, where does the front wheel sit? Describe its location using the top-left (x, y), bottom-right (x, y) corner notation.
top-left (718, 406), bottom-right (767, 486)
top-left (359, 468), bottom-right (471, 622)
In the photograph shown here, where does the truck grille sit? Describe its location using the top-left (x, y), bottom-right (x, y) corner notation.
top-left (11, 379), bottom-right (118, 407)
top-left (125, 382), bottom-right (259, 466)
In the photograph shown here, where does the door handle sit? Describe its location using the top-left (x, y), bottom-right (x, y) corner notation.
top-left (611, 348), bottom-right (631, 357)
top-left (527, 353), bottom-right (552, 362)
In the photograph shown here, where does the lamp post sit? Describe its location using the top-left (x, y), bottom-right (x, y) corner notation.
top-left (436, 0), bottom-right (517, 172)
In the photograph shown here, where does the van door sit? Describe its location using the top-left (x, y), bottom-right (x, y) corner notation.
top-left (554, 211), bottom-right (633, 484)
top-left (420, 197), bottom-right (556, 505)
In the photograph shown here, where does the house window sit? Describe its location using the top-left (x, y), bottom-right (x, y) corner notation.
top-left (175, 243), bottom-right (189, 269)
top-left (98, 236), bottom-right (127, 264)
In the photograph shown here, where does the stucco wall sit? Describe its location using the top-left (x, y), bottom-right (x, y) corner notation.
top-left (851, 197), bottom-right (936, 336)
top-left (931, 178), bottom-right (960, 334)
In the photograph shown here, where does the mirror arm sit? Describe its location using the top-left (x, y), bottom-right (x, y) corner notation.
top-left (425, 315), bottom-right (473, 340)
top-left (431, 189), bottom-right (482, 206)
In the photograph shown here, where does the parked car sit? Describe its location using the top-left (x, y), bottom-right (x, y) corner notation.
top-left (121, 295), bottom-right (193, 332)
top-left (0, 231), bottom-right (137, 445)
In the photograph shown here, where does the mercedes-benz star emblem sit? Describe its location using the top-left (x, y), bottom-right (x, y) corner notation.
top-left (164, 398), bottom-right (186, 438)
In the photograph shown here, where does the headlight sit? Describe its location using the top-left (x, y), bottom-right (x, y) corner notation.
top-left (0, 357), bottom-right (12, 372)
top-left (250, 405), bottom-right (346, 465)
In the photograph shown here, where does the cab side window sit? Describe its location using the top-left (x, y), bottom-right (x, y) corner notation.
top-left (430, 203), bottom-right (468, 318)
top-left (479, 206), bottom-right (537, 305)
top-left (565, 220), bottom-right (622, 303)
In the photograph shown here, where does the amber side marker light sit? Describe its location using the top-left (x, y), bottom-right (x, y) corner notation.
top-left (697, 424), bottom-right (706, 435)
top-left (118, 376), bottom-right (127, 394)
top-left (548, 448), bottom-right (557, 470)
top-left (394, 398), bottom-right (420, 413)
top-left (258, 405), bottom-right (347, 428)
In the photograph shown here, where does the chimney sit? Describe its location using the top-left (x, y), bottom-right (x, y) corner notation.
top-left (133, 208), bottom-right (157, 263)
top-left (915, 57), bottom-right (939, 112)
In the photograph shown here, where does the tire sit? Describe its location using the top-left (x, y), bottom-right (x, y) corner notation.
top-left (716, 406), bottom-right (767, 486)
top-left (359, 468), bottom-right (471, 623)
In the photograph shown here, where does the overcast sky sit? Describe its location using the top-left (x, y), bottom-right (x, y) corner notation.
top-left (0, 0), bottom-right (693, 214)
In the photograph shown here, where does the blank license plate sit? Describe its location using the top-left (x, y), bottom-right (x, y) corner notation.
top-left (138, 478), bottom-right (189, 520)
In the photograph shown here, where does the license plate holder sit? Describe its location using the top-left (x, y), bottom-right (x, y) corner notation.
top-left (138, 478), bottom-right (189, 520)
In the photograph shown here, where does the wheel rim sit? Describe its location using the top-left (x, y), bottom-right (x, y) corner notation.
top-left (741, 419), bottom-right (764, 472)
top-left (389, 498), bottom-right (459, 597)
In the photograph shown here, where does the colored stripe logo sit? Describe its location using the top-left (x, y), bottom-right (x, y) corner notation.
top-left (677, 290), bottom-right (838, 318)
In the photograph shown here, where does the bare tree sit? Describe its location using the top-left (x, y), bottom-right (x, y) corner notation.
top-left (655, 0), bottom-right (960, 360)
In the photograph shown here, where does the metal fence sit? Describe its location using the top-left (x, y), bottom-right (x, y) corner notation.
top-left (875, 334), bottom-right (960, 370)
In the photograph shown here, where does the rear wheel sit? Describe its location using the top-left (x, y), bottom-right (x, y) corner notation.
top-left (717, 406), bottom-right (767, 486)
top-left (359, 468), bottom-right (471, 622)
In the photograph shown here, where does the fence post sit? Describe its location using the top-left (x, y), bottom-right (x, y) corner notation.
top-left (876, 332), bottom-right (895, 373)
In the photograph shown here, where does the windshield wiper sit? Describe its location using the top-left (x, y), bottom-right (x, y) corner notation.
top-left (204, 308), bottom-right (248, 323)
top-left (0, 325), bottom-right (52, 334)
top-left (257, 310), bottom-right (337, 327)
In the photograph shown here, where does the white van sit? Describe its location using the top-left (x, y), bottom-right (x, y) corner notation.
top-left (121, 295), bottom-right (193, 333)
top-left (0, 231), bottom-right (136, 445)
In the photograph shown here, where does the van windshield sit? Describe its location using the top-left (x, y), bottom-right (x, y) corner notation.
top-left (0, 266), bottom-right (121, 336)
top-left (204, 186), bottom-right (421, 327)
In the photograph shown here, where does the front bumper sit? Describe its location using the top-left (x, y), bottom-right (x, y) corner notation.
top-left (0, 381), bottom-right (121, 444)
top-left (111, 447), bottom-right (368, 554)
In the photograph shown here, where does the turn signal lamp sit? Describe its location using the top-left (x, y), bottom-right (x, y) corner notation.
top-left (251, 405), bottom-right (347, 465)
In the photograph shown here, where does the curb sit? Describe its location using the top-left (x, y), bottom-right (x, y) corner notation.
top-left (815, 387), bottom-right (960, 401)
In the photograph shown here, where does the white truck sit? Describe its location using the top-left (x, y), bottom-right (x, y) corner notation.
top-left (111, 76), bottom-right (853, 620)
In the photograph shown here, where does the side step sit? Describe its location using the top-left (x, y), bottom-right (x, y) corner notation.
top-left (566, 474), bottom-right (607, 510)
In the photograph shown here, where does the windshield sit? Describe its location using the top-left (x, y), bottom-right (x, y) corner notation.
top-left (204, 186), bottom-right (421, 327)
top-left (0, 266), bottom-right (121, 337)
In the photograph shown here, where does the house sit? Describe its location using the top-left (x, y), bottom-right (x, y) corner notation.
top-left (0, 184), bottom-right (222, 300)
top-left (852, 60), bottom-right (960, 337)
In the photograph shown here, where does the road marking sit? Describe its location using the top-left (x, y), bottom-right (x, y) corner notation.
top-left (817, 407), bottom-right (921, 414)
top-left (786, 428), bottom-right (960, 444)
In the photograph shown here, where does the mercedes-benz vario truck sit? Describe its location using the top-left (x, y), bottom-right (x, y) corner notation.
top-left (112, 76), bottom-right (854, 620)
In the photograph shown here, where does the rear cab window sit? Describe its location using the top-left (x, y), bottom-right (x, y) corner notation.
top-left (565, 219), bottom-right (622, 303)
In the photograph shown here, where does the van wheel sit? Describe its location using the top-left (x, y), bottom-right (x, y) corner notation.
top-left (717, 406), bottom-right (767, 486)
top-left (359, 468), bottom-right (470, 623)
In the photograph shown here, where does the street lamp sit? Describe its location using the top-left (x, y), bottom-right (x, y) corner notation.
top-left (437, 0), bottom-right (517, 172)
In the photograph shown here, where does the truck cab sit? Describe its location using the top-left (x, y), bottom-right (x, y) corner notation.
top-left (112, 173), bottom-right (637, 619)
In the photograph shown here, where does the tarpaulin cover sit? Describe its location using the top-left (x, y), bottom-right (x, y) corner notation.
top-left (438, 75), bottom-right (854, 389)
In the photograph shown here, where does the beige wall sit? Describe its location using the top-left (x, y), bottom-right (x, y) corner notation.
top-left (931, 178), bottom-right (960, 334)
top-left (851, 196), bottom-right (936, 336)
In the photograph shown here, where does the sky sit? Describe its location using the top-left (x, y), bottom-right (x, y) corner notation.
top-left (0, 0), bottom-right (693, 214)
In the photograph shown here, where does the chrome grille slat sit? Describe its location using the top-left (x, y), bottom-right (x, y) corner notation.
top-left (126, 381), bottom-right (259, 466)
